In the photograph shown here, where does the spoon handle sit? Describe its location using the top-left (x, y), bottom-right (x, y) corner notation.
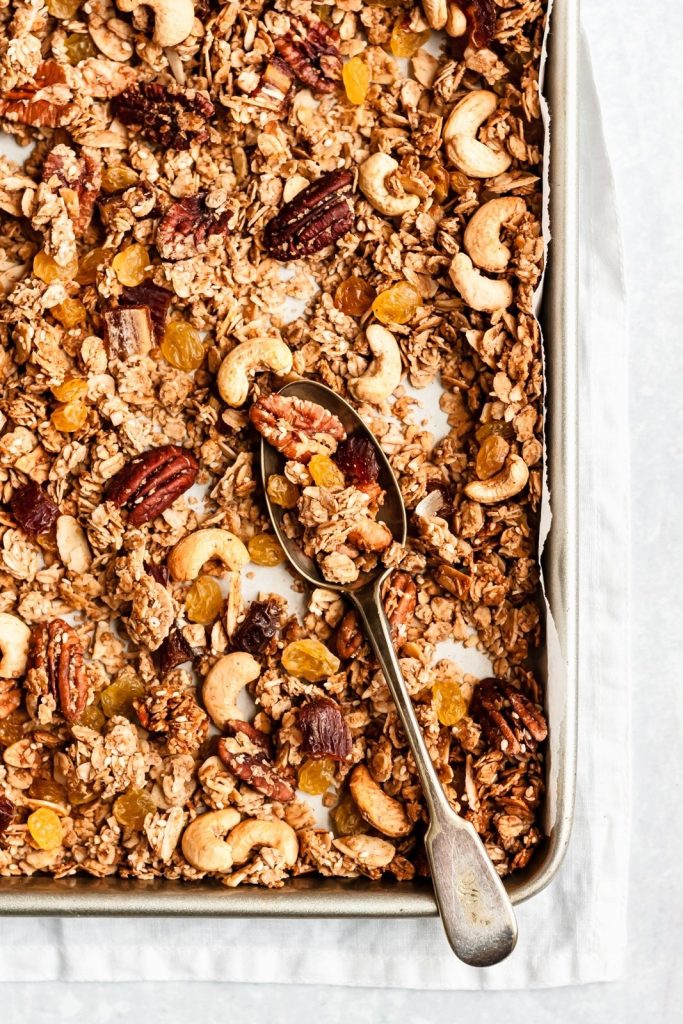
top-left (352, 582), bottom-right (518, 967)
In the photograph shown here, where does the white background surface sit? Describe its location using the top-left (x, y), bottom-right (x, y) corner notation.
top-left (2, 0), bottom-right (683, 1019)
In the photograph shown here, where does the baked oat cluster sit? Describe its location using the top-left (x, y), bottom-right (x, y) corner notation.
top-left (0, 0), bottom-right (549, 887)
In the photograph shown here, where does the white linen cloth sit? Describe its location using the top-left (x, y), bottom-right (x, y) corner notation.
top-left (0, 34), bottom-right (630, 989)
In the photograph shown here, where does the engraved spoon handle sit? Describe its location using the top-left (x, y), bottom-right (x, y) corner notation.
top-left (352, 581), bottom-right (518, 967)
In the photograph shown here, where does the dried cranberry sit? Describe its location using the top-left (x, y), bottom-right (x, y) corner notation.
top-left (299, 697), bottom-right (352, 761)
top-left (233, 599), bottom-right (280, 655)
top-left (334, 435), bottom-right (379, 485)
top-left (9, 481), bottom-right (59, 536)
top-left (120, 281), bottom-right (173, 342)
top-left (145, 560), bottom-right (169, 587)
top-left (158, 628), bottom-right (194, 675)
top-left (0, 796), bottom-right (14, 835)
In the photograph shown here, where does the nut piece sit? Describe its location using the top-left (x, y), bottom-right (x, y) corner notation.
top-left (274, 16), bottom-right (342, 94)
top-left (115, 0), bottom-right (195, 49)
top-left (0, 612), bottom-right (32, 679)
top-left (263, 169), bottom-right (354, 262)
top-left (299, 697), bottom-right (352, 761)
top-left (449, 252), bottom-right (513, 312)
top-left (41, 145), bottom-right (101, 236)
top-left (217, 734), bottom-right (294, 803)
top-left (55, 515), bottom-right (92, 574)
top-left (168, 528), bottom-right (249, 581)
top-left (446, 3), bottom-right (467, 36)
top-left (112, 83), bottom-right (213, 151)
top-left (349, 764), bottom-right (413, 838)
top-left (226, 817), bottom-right (299, 866)
top-left (27, 619), bottom-right (87, 724)
top-left (463, 455), bottom-right (529, 503)
top-left (181, 808), bottom-right (241, 872)
top-left (443, 90), bottom-right (511, 178)
top-left (103, 306), bottom-right (153, 360)
top-left (382, 571), bottom-right (417, 647)
top-left (349, 324), bottom-right (403, 405)
top-left (470, 678), bottom-right (548, 754)
top-left (156, 193), bottom-right (232, 261)
top-left (464, 196), bottom-right (526, 273)
top-left (250, 393), bottom-right (346, 462)
top-left (0, 61), bottom-right (71, 129)
top-left (358, 154), bottom-right (420, 218)
top-left (347, 518), bottom-right (393, 553)
top-left (202, 652), bottom-right (261, 729)
top-left (107, 445), bottom-right (199, 526)
top-left (333, 834), bottom-right (396, 868)
top-left (422, 0), bottom-right (448, 30)
top-left (217, 337), bottom-right (293, 408)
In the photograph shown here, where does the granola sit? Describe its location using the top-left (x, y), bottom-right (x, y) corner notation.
top-left (0, 0), bottom-right (549, 888)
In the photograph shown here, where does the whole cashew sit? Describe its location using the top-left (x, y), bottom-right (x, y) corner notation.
top-left (358, 153), bottom-right (420, 218)
top-left (464, 455), bottom-right (529, 504)
top-left (0, 612), bottom-right (31, 678)
top-left (226, 817), bottom-right (299, 866)
top-left (464, 196), bottom-right (526, 273)
top-left (349, 325), bottom-right (403, 405)
top-left (217, 337), bottom-right (293, 408)
top-left (422, 0), bottom-right (447, 30)
top-left (181, 808), bottom-right (241, 872)
top-left (349, 764), bottom-right (412, 838)
top-left (115, 0), bottom-right (195, 49)
top-left (449, 252), bottom-right (513, 312)
top-left (443, 90), bottom-right (512, 179)
top-left (168, 528), bottom-right (249, 581)
top-left (202, 652), bottom-right (261, 730)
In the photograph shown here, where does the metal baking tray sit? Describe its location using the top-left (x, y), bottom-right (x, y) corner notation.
top-left (0, 0), bottom-right (578, 916)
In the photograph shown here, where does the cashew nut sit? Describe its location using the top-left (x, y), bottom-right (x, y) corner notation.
top-left (349, 325), bottom-right (403, 405)
top-left (422, 0), bottom-right (447, 30)
top-left (226, 817), bottom-right (299, 866)
top-left (202, 652), bottom-right (261, 730)
top-left (181, 808), bottom-right (241, 872)
top-left (0, 612), bottom-right (31, 678)
top-left (464, 196), bottom-right (526, 273)
top-left (443, 90), bottom-right (512, 178)
top-left (446, 2), bottom-right (467, 36)
top-left (115, 0), bottom-right (195, 49)
top-left (333, 834), bottom-right (396, 869)
top-left (349, 764), bottom-right (412, 838)
top-left (56, 515), bottom-right (92, 575)
top-left (464, 455), bottom-right (529, 504)
top-left (358, 153), bottom-right (420, 218)
top-left (168, 528), bottom-right (249, 581)
top-left (217, 337), bottom-right (293, 408)
top-left (449, 252), bottom-right (513, 312)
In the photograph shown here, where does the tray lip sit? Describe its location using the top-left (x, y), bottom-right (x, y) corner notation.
top-left (0, 0), bottom-right (579, 917)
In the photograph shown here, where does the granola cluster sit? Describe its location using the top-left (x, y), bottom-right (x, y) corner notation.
top-left (0, 0), bottom-right (549, 887)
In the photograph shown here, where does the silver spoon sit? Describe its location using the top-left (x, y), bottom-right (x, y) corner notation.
top-left (260, 379), bottom-right (518, 967)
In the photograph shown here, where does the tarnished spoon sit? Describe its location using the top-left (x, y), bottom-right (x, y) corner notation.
top-left (260, 379), bottom-right (518, 967)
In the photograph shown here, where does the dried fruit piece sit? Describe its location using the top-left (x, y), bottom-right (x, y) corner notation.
top-left (274, 17), bottom-right (342, 94)
top-left (267, 474), bottom-right (299, 509)
top-left (52, 378), bottom-right (87, 403)
top-left (185, 575), bottom-right (223, 624)
top-left (334, 435), bottom-right (380, 485)
top-left (476, 434), bottom-right (510, 480)
top-left (27, 807), bottom-right (63, 849)
top-left (158, 628), bottom-right (194, 675)
top-left (76, 247), bottom-right (107, 285)
top-left (390, 23), bottom-right (430, 57)
top-left (263, 169), bottom-right (354, 262)
top-left (106, 445), bottom-right (199, 526)
top-left (101, 671), bottom-right (145, 719)
top-left (28, 619), bottom-right (87, 723)
top-left (156, 193), bottom-right (232, 261)
top-left (51, 400), bottom-right (88, 433)
top-left (103, 306), bottom-right (154, 360)
top-left (308, 454), bottom-right (345, 489)
top-left (112, 83), bottom-right (214, 151)
top-left (342, 57), bottom-right (370, 105)
top-left (330, 792), bottom-right (368, 836)
top-left (298, 757), bottom-right (335, 795)
top-left (113, 786), bottom-right (156, 830)
top-left (47, 0), bottom-right (80, 17)
top-left (300, 697), bottom-right (352, 761)
top-left (424, 158), bottom-right (450, 202)
top-left (51, 299), bottom-right (86, 329)
top-left (101, 165), bottom-right (138, 194)
top-left (0, 795), bottom-right (14, 835)
top-left (10, 481), bottom-right (59, 536)
top-left (0, 710), bottom-right (26, 747)
top-left (0, 62), bottom-right (71, 129)
top-left (66, 780), bottom-right (95, 806)
top-left (253, 58), bottom-right (294, 108)
top-left (112, 244), bottom-right (150, 287)
top-left (334, 276), bottom-right (376, 317)
top-left (372, 281), bottom-right (420, 325)
top-left (248, 534), bottom-right (285, 567)
top-left (77, 703), bottom-right (105, 732)
top-left (119, 280), bottom-right (173, 342)
top-left (250, 394), bottom-right (346, 462)
top-left (282, 639), bottom-right (340, 682)
top-left (28, 778), bottom-right (68, 807)
top-left (64, 33), bottom-right (97, 65)
top-left (457, 0), bottom-right (497, 49)
top-left (161, 320), bottom-right (204, 371)
top-left (432, 679), bottom-right (467, 726)
top-left (33, 251), bottom-right (78, 284)
top-left (232, 599), bottom-right (280, 654)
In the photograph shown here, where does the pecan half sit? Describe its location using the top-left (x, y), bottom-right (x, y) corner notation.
top-left (299, 697), bottom-right (352, 761)
top-left (335, 610), bottom-right (363, 660)
top-left (156, 193), bottom-right (233, 261)
top-left (103, 305), bottom-right (153, 360)
top-left (28, 619), bottom-right (87, 724)
top-left (250, 393), bottom-right (346, 462)
top-left (263, 169), bottom-right (354, 262)
top-left (41, 145), bottom-right (101, 236)
top-left (275, 17), bottom-right (342, 94)
top-left (112, 83), bottom-right (214, 151)
top-left (120, 281), bottom-right (173, 342)
top-left (0, 62), bottom-right (71, 128)
top-left (217, 734), bottom-right (294, 803)
top-left (224, 719), bottom-right (272, 753)
top-left (107, 445), bottom-right (199, 526)
top-left (469, 679), bottom-right (548, 755)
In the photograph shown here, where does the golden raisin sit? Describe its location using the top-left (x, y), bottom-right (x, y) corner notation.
top-left (475, 434), bottom-right (510, 480)
top-left (66, 780), bottom-right (95, 807)
top-left (47, 0), bottom-right (80, 16)
top-left (101, 671), bottom-right (145, 719)
top-left (372, 280), bottom-right (420, 325)
top-left (51, 298), bottom-right (86, 329)
top-left (331, 793), bottom-right (368, 836)
top-left (113, 786), bottom-right (156, 831)
top-left (432, 679), bottom-right (467, 726)
top-left (51, 399), bottom-right (88, 433)
top-left (33, 251), bottom-right (78, 284)
top-left (28, 779), bottom-right (68, 808)
top-left (425, 158), bottom-right (450, 203)
top-left (342, 56), bottom-right (370, 105)
top-left (27, 807), bottom-right (63, 850)
top-left (75, 247), bottom-right (107, 285)
top-left (390, 23), bottom-right (430, 57)
top-left (475, 420), bottom-right (515, 444)
top-left (112, 244), bottom-right (149, 287)
top-left (308, 454), bottom-right (345, 489)
top-left (64, 32), bottom-right (97, 65)
top-left (101, 165), bottom-right (139, 194)
top-left (0, 710), bottom-right (27, 748)
top-left (77, 702), bottom-right (105, 732)
top-left (185, 575), bottom-right (223, 624)
top-left (297, 757), bottom-right (336, 796)
top-left (161, 320), bottom-right (204, 372)
top-left (52, 377), bottom-right (88, 402)
top-left (334, 276), bottom-right (377, 317)
top-left (450, 171), bottom-right (476, 196)
top-left (282, 639), bottom-right (340, 682)
top-left (267, 474), bottom-right (299, 509)
top-left (248, 533), bottom-right (285, 567)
